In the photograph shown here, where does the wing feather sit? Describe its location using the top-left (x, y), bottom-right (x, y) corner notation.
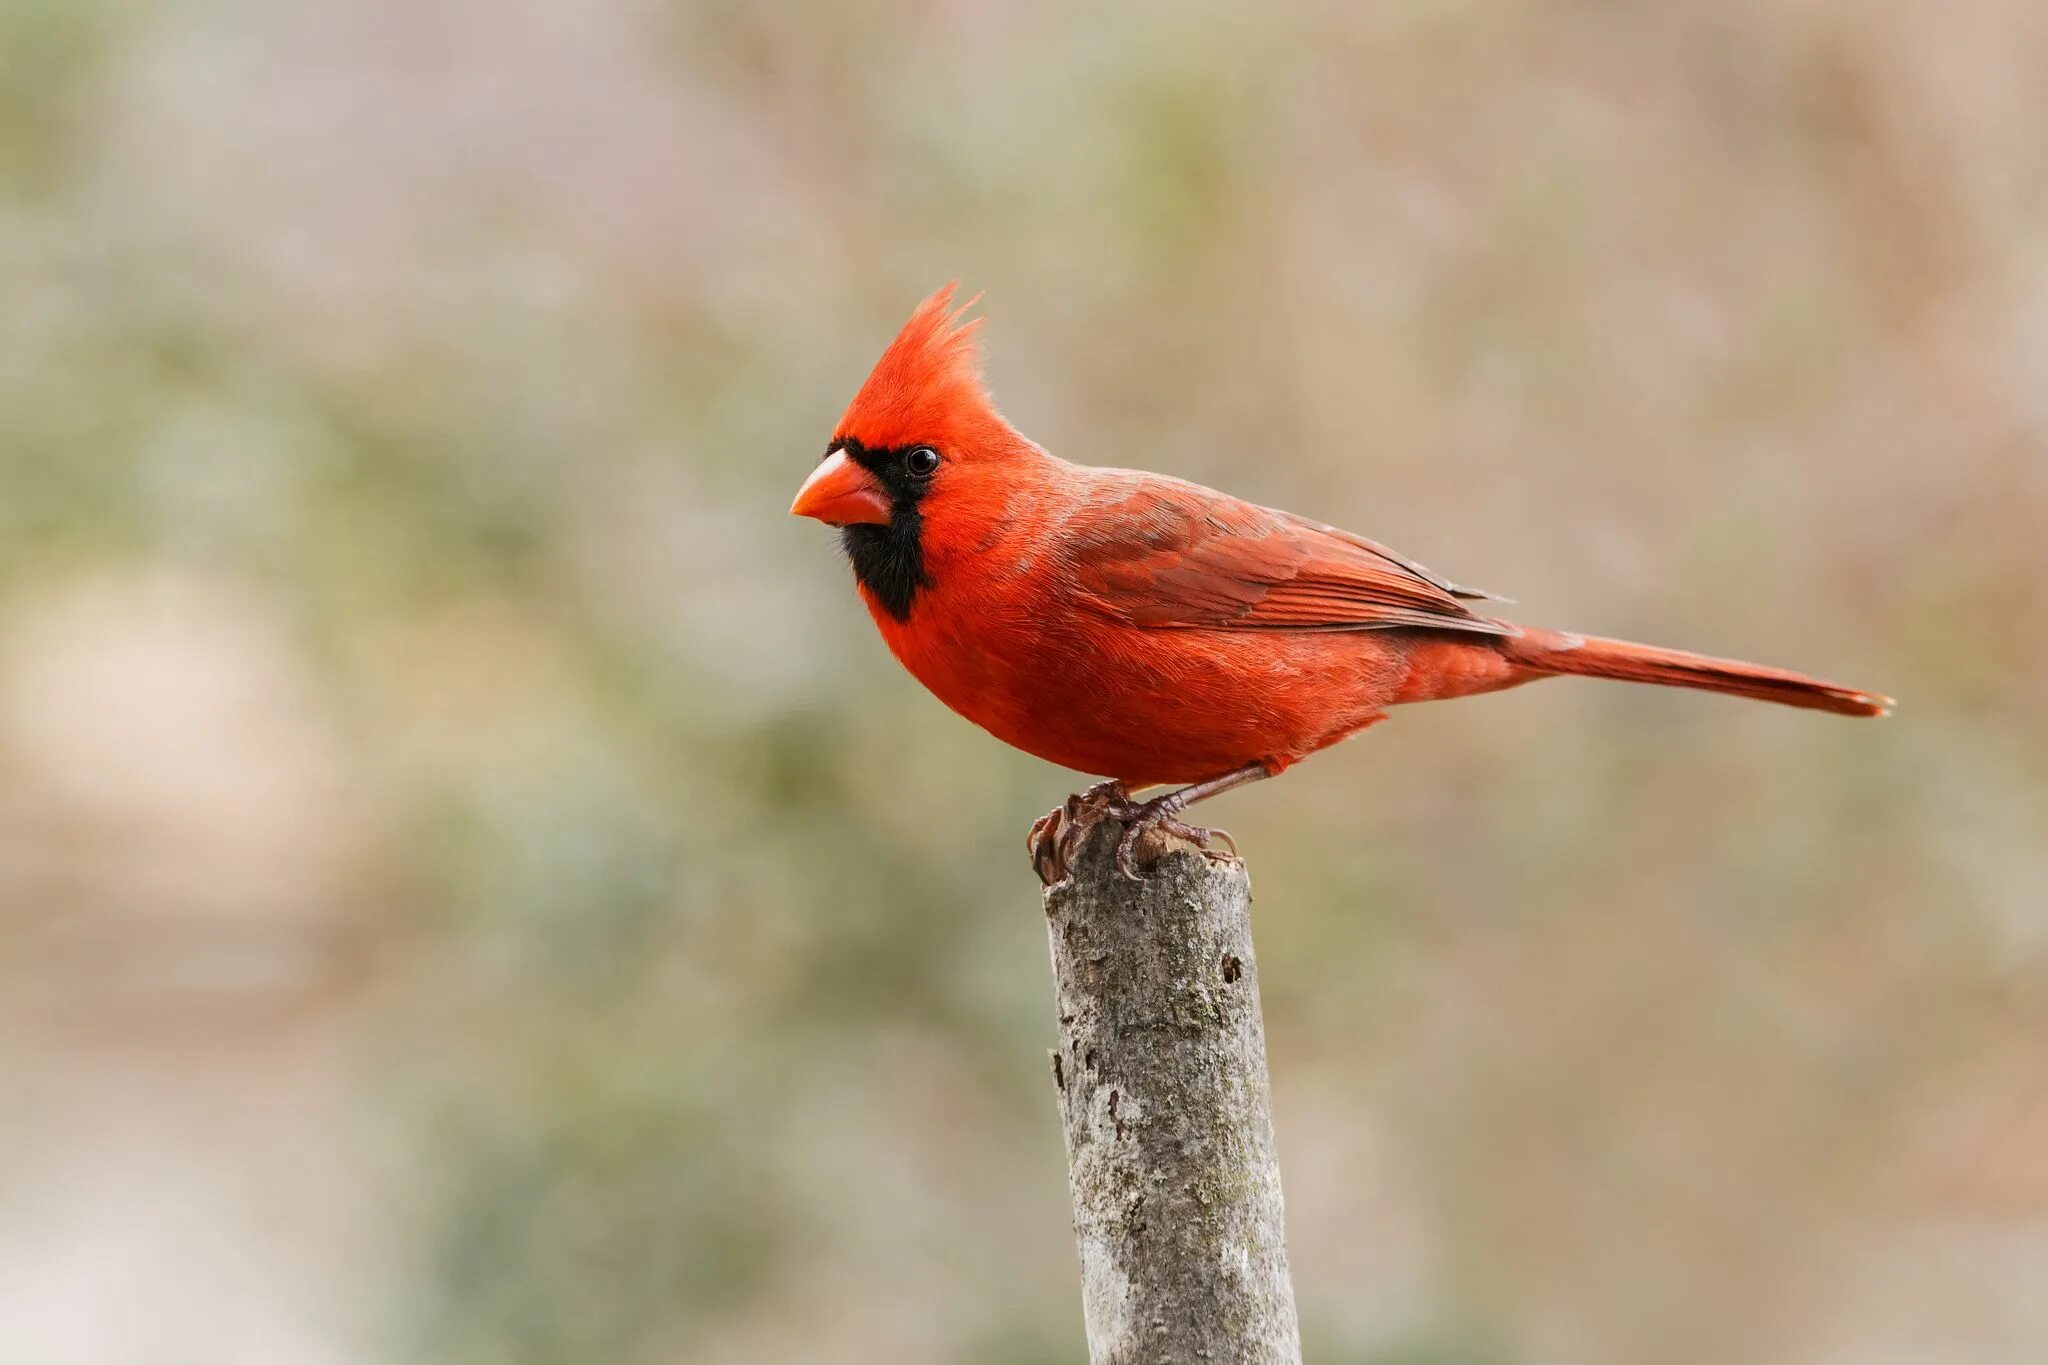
top-left (1065, 475), bottom-right (1511, 638)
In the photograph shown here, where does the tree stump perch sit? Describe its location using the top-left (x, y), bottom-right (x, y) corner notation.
top-left (1039, 809), bottom-right (1302, 1364)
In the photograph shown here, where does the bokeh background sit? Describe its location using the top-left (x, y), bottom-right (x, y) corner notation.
top-left (3, 2), bottom-right (2045, 1362)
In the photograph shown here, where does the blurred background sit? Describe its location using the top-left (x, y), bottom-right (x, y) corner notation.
top-left (1, 1), bottom-right (2044, 1362)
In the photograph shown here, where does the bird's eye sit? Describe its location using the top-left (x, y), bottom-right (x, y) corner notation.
top-left (905, 446), bottom-right (941, 477)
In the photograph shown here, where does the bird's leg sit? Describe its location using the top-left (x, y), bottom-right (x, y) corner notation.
top-left (1113, 762), bottom-right (1273, 881)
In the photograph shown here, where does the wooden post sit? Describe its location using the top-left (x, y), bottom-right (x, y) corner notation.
top-left (1039, 816), bottom-right (1302, 1364)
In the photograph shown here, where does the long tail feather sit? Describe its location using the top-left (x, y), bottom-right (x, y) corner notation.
top-left (1504, 626), bottom-right (1892, 717)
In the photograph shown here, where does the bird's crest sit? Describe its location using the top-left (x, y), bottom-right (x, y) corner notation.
top-left (834, 284), bottom-right (1011, 455)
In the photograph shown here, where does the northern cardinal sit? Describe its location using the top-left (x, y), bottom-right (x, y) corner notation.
top-left (792, 287), bottom-right (1891, 880)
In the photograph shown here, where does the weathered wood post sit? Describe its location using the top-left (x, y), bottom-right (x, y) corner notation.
top-left (1038, 812), bottom-right (1302, 1364)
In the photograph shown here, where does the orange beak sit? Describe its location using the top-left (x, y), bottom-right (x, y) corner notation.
top-left (790, 449), bottom-right (893, 527)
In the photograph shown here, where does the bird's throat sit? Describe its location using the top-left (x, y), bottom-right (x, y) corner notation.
top-left (842, 509), bottom-right (927, 620)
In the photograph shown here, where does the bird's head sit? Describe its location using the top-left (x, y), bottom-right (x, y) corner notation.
top-left (791, 285), bottom-right (1036, 619)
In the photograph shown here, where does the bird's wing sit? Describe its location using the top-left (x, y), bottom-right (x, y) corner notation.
top-left (1064, 474), bottom-right (1513, 637)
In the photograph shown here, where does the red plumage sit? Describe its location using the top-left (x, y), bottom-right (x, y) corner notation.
top-left (792, 287), bottom-right (1889, 863)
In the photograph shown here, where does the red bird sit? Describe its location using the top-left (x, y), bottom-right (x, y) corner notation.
top-left (792, 287), bottom-right (1891, 880)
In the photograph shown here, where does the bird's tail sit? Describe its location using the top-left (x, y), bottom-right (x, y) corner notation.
top-left (1501, 626), bottom-right (1892, 717)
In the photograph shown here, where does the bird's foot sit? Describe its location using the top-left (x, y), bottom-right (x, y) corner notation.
top-left (1029, 781), bottom-right (1240, 886)
top-left (1112, 798), bottom-right (1238, 882)
top-left (1029, 781), bottom-right (1138, 888)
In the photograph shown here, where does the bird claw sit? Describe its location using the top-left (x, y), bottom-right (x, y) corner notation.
top-left (1031, 781), bottom-right (1240, 886)
top-left (1112, 807), bottom-right (1235, 881)
top-left (1029, 781), bottom-right (1136, 888)
top-left (1027, 803), bottom-right (1074, 888)
top-left (1197, 825), bottom-right (1241, 865)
